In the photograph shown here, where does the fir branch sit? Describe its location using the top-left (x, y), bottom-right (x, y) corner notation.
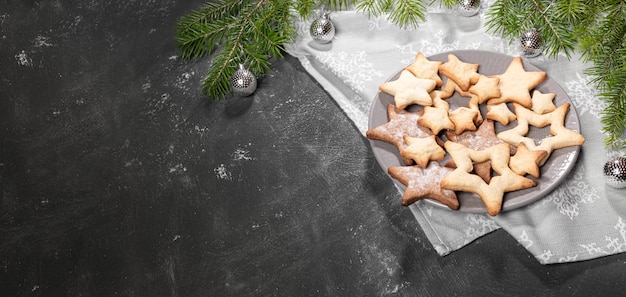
top-left (177, 0), bottom-right (297, 100)
top-left (579, 1), bottom-right (626, 149)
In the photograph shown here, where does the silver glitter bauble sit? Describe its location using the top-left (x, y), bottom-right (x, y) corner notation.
top-left (604, 157), bottom-right (626, 189)
top-left (520, 29), bottom-right (542, 57)
top-left (231, 64), bottom-right (257, 97)
top-left (310, 13), bottom-right (335, 44)
top-left (457, 0), bottom-right (480, 17)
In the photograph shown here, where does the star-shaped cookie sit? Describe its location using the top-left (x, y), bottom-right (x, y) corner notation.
top-left (387, 162), bottom-right (459, 209)
top-left (530, 90), bottom-right (557, 114)
top-left (366, 104), bottom-right (432, 165)
top-left (509, 142), bottom-right (548, 178)
top-left (441, 141), bottom-right (537, 216)
top-left (438, 54), bottom-right (480, 91)
top-left (497, 103), bottom-right (585, 165)
top-left (400, 135), bottom-right (446, 168)
top-left (449, 107), bottom-right (479, 135)
top-left (446, 120), bottom-right (506, 183)
top-left (469, 75), bottom-right (501, 104)
top-left (418, 105), bottom-right (455, 135)
top-left (404, 51), bottom-right (444, 87)
top-left (379, 70), bottom-right (437, 109)
top-left (487, 56), bottom-right (547, 108)
top-left (486, 102), bottom-right (517, 125)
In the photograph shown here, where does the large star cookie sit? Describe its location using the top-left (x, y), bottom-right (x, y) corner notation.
top-left (366, 104), bottom-right (432, 165)
top-left (497, 103), bottom-right (585, 165)
top-left (387, 162), bottom-right (459, 209)
top-left (441, 141), bottom-right (537, 216)
top-left (379, 70), bottom-right (437, 109)
top-left (487, 56), bottom-right (547, 108)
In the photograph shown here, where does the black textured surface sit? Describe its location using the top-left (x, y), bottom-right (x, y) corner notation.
top-left (1, 1), bottom-right (626, 296)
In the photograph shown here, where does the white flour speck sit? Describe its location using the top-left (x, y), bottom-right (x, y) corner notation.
top-left (169, 163), bottom-right (186, 174)
top-left (232, 148), bottom-right (254, 161)
top-left (142, 81), bottom-right (152, 93)
top-left (15, 50), bottom-right (32, 67)
top-left (214, 164), bottom-right (232, 180)
top-left (33, 35), bottom-right (53, 47)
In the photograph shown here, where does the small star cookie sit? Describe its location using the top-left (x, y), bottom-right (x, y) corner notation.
top-left (486, 102), bottom-right (517, 125)
top-left (509, 142), bottom-right (548, 178)
top-left (469, 75), bottom-right (501, 104)
top-left (530, 90), bottom-right (557, 114)
top-left (400, 135), bottom-right (446, 168)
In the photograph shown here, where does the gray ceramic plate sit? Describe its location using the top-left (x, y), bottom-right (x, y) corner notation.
top-left (368, 50), bottom-right (581, 213)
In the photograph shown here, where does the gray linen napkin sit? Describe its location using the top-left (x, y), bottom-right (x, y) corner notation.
top-left (285, 6), bottom-right (626, 264)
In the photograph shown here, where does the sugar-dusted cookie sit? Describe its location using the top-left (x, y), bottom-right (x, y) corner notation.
top-left (438, 54), bottom-right (480, 91)
top-left (387, 162), bottom-right (459, 209)
top-left (379, 70), bottom-right (437, 109)
top-left (400, 135), bottom-right (446, 168)
top-left (404, 51), bottom-right (444, 88)
top-left (441, 141), bottom-right (537, 216)
top-left (366, 104), bottom-right (432, 165)
top-left (487, 56), bottom-right (547, 108)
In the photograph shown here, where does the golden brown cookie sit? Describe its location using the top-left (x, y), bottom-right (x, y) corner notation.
top-left (509, 142), bottom-right (548, 178)
top-left (469, 75), bottom-right (501, 104)
top-left (438, 54), bottom-right (480, 92)
top-left (404, 51), bottom-right (444, 88)
top-left (441, 141), bottom-right (537, 216)
top-left (530, 90), bottom-right (557, 114)
top-left (400, 135), bottom-right (446, 168)
top-left (497, 103), bottom-right (585, 165)
top-left (448, 107), bottom-right (479, 135)
top-left (379, 70), bottom-right (437, 109)
top-left (487, 56), bottom-right (547, 108)
top-left (418, 105), bottom-right (455, 135)
top-left (486, 102), bottom-right (517, 125)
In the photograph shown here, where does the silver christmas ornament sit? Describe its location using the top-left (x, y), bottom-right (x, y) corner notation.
top-left (520, 29), bottom-right (542, 57)
top-left (604, 157), bottom-right (626, 189)
top-left (457, 0), bottom-right (480, 17)
top-left (231, 64), bottom-right (257, 97)
top-left (310, 13), bottom-right (335, 44)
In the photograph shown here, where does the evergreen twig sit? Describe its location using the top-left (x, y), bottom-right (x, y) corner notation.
top-left (176, 0), bottom-right (626, 148)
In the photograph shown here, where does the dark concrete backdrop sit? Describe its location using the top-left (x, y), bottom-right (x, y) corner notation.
top-left (1, 1), bottom-right (625, 296)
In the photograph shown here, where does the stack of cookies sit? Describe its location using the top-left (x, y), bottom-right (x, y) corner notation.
top-left (366, 52), bottom-right (585, 216)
